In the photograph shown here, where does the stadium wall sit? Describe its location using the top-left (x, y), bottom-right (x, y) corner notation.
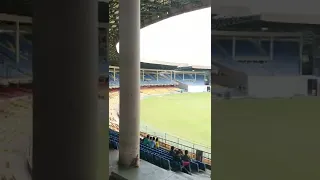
top-left (247, 76), bottom-right (308, 98)
top-left (176, 81), bottom-right (188, 91)
top-left (188, 85), bottom-right (208, 93)
top-left (212, 73), bottom-right (248, 89)
top-left (212, 61), bottom-right (248, 88)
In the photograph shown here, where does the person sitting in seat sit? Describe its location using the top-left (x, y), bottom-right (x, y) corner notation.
top-left (149, 137), bottom-right (156, 148)
top-left (173, 150), bottom-right (182, 162)
top-left (171, 149), bottom-right (182, 170)
top-left (169, 146), bottom-right (175, 157)
top-left (155, 138), bottom-right (160, 148)
top-left (143, 134), bottom-right (150, 145)
top-left (177, 150), bottom-right (192, 175)
top-left (148, 136), bottom-right (153, 147)
top-left (172, 149), bottom-right (191, 174)
top-left (182, 150), bottom-right (191, 167)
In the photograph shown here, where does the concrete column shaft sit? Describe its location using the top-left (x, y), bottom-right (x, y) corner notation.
top-left (118, 0), bottom-right (141, 167)
top-left (33, 0), bottom-right (98, 179)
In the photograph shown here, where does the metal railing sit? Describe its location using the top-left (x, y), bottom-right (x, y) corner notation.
top-left (141, 125), bottom-right (211, 160)
top-left (26, 136), bottom-right (32, 170)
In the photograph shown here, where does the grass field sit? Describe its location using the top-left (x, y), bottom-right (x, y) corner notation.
top-left (140, 92), bottom-right (211, 151)
top-left (213, 97), bottom-right (320, 120)
top-left (211, 97), bottom-right (320, 180)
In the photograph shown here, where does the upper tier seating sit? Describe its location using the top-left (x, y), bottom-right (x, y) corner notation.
top-left (109, 72), bottom-right (179, 87)
top-left (212, 39), bottom-right (300, 75)
top-left (175, 74), bottom-right (205, 85)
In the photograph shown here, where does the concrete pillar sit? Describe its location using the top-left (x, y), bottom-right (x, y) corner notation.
top-left (33, 0), bottom-right (99, 179)
top-left (270, 36), bottom-right (274, 61)
top-left (232, 36), bottom-right (236, 60)
top-left (156, 71), bottom-right (158, 81)
top-left (118, 0), bottom-right (141, 167)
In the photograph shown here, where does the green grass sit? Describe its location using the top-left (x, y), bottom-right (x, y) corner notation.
top-left (211, 97), bottom-right (320, 180)
top-left (140, 92), bottom-right (211, 150)
top-left (213, 97), bottom-right (320, 121)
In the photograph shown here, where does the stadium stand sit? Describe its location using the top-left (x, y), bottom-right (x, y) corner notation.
top-left (0, 85), bottom-right (210, 179)
top-left (212, 38), bottom-right (301, 75)
top-left (0, 0), bottom-right (211, 178)
top-left (212, 7), bottom-right (320, 98)
top-left (109, 129), bottom-right (211, 178)
top-left (108, 66), bottom-right (207, 88)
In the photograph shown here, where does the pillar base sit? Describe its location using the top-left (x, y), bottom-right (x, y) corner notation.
top-left (118, 154), bottom-right (140, 168)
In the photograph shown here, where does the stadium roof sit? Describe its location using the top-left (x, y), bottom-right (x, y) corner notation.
top-left (116, 7), bottom-right (211, 69)
top-left (212, 4), bottom-right (320, 30)
top-left (0, 0), bottom-right (109, 22)
top-left (0, 0), bottom-right (210, 64)
top-left (109, 0), bottom-right (210, 62)
top-left (212, 13), bottom-right (320, 33)
top-left (212, 0), bottom-right (320, 16)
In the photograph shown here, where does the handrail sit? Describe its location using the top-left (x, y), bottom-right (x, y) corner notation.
top-left (141, 129), bottom-right (211, 160)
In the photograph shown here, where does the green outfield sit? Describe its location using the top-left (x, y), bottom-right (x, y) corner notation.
top-left (140, 92), bottom-right (211, 150)
top-left (211, 97), bottom-right (320, 180)
top-left (213, 96), bottom-right (320, 121)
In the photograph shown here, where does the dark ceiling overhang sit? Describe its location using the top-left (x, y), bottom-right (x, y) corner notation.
top-left (0, 0), bottom-right (109, 23)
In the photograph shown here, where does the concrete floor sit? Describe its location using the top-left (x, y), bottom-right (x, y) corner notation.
top-left (109, 150), bottom-right (211, 180)
top-left (0, 152), bottom-right (31, 180)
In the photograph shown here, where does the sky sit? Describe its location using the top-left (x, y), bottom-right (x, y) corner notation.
top-left (116, 7), bottom-right (211, 67)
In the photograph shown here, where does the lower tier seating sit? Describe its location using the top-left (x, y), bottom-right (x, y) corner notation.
top-left (109, 129), bottom-right (207, 174)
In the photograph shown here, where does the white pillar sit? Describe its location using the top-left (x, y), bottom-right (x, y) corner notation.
top-left (232, 37), bottom-right (236, 60)
top-left (299, 36), bottom-right (303, 75)
top-left (156, 70), bottom-right (158, 81)
top-left (16, 21), bottom-right (20, 64)
top-left (270, 37), bottom-right (274, 60)
top-left (142, 70), bottom-right (144, 81)
top-left (113, 68), bottom-right (116, 81)
top-left (119, 0), bottom-right (141, 167)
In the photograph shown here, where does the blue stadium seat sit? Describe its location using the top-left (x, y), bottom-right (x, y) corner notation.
top-left (161, 158), bottom-right (171, 170)
top-left (190, 161), bottom-right (200, 172)
top-left (153, 154), bottom-right (162, 167)
top-left (109, 129), bottom-right (208, 174)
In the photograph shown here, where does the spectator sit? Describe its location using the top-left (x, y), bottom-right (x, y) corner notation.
top-left (148, 136), bottom-right (155, 148)
top-left (169, 146), bottom-right (175, 156)
top-left (155, 138), bottom-right (160, 148)
top-left (173, 150), bottom-right (182, 162)
top-left (172, 149), bottom-right (191, 174)
top-left (149, 137), bottom-right (156, 148)
top-left (182, 150), bottom-right (191, 166)
top-left (143, 134), bottom-right (150, 145)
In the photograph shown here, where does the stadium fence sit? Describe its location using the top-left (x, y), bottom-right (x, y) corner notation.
top-left (141, 125), bottom-right (211, 160)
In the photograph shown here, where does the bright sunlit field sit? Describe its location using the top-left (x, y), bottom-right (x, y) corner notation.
top-left (140, 92), bottom-right (211, 150)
